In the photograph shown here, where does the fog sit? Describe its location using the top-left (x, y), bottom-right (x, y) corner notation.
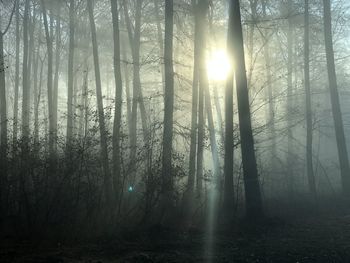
top-left (1, 0), bottom-right (350, 262)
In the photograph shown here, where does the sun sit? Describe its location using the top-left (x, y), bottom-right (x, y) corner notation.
top-left (206, 49), bottom-right (231, 81)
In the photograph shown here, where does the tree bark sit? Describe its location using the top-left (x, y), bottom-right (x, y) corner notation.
top-left (322, 0), bottom-right (350, 194)
top-left (229, 0), bottom-right (263, 219)
top-left (161, 0), bottom-right (174, 208)
top-left (87, 0), bottom-right (113, 204)
top-left (66, 0), bottom-right (75, 150)
top-left (304, 0), bottom-right (316, 196)
top-left (42, 1), bottom-right (55, 158)
top-left (22, 0), bottom-right (30, 143)
top-left (13, 0), bottom-right (20, 145)
top-left (53, 3), bottom-right (61, 151)
top-left (111, 0), bottom-right (123, 201)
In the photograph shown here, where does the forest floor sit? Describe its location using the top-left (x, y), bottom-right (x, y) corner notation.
top-left (2, 212), bottom-right (350, 263)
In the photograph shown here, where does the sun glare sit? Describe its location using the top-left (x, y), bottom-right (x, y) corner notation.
top-left (206, 49), bottom-right (231, 81)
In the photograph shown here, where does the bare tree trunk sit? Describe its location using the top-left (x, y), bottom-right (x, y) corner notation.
top-left (87, 0), bottom-right (113, 204)
top-left (161, 0), bottom-right (174, 210)
top-left (13, 0), bottom-right (20, 145)
top-left (66, 0), bottom-right (75, 150)
top-left (223, 1), bottom-right (235, 218)
top-left (196, 0), bottom-right (209, 198)
top-left (111, 0), bottom-right (123, 201)
top-left (22, 0), bottom-right (30, 143)
top-left (286, 1), bottom-right (294, 198)
top-left (53, 3), bottom-right (61, 151)
top-left (123, 0), bottom-right (148, 161)
top-left (153, 0), bottom-right (165, 91)
top-left (229, 0), bottom-right (263, 219)
top-left (262, 0), bottom-right (276, 159)
top-left (304, 0), bottom-right (316, 196)
top-left (187, 3), bottom-right (200, 196)
top-left (322, 0), bottom-right (350, 194)
top-left (42, 1), bottom-right (55, 159)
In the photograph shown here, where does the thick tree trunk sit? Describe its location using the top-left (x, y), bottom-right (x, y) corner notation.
top-left (304, 0), bottom-right (316, 196)
top-left (87, 0), bottom-right (113, 204)
top-left (322, 0), bottom-right (350, 194)
top-left (229, 0), bottom-right (263, 219)
top-left (111, 0), bottom-right (123, 201)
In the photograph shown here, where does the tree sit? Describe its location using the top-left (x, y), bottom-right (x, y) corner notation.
top-left (41, 0), bottom-right (55, 158)
top-left (87, 0), bottom-right (113, 204)
top-left (22, 0), bottom-right (30, 144)
top-left (53, 2), bottom-right (61, 150)
top-left (13, 0), bottom-right (20, 145)
top-left (196, 0), bottom-right (209, 197)
top-left (304, 0), bottom-right (316, 196)
top-left (111, 0), bottom-right (123, 201)
top-left (229, 0), bottom-right (263, 218)
top-left (322, 0), bottom-right (350, 194)
top-left (66, 0), bottom-right (75, 149)
top-left (161, 0), bottom-right (174, 209)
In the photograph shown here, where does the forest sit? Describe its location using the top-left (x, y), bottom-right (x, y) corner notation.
top-left (1, 0), bottom-right (350, 262)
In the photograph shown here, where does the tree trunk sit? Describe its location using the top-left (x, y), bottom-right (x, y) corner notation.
top-left (161, 0), bottom-right (174, 206)
top-left (304, 0), bottom-right (316, 196)
top-left (111, 0), bottom-right (123, 201)
top-left (229, 0), bottom-right (263, 219)
top-left (153, 0), bottom-right (165, 92)
top-left (187, 3), bottom-right (200, 196)
top-left (42, 1), bottom-right (55, 158)
top-left (223, 0), bottom-right (235, 218)
top-left (53, 3), bottom-right (61, 151)
top-left (262, 0), bottom-right (276, 160)
top-left (195, 0), bottom-right (209, 198)
top-left (286, 1), bottom-right (294, 197)
top-left (13, 0), bottom-right (20, 145)
top-left (87, 0), bottom-right (113, 204)
top-left (22, 0), bottom-right (30, 143)
top-left (66, 0), bottom-right (75, 150)
top-left (322, 0), bottom-right (350, 194)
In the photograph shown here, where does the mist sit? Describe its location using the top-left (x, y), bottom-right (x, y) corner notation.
top-left (1, 0), bottom-right (350, 262)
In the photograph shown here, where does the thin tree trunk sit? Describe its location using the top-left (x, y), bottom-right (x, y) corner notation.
top-left (196, 0), bottom-right (209, 197)
top-left (322, 0), bottom-right (350, 194)
top-left (187, 3), bottom-right (200, 196)
top-left (229, 0), bottom-right (263, 218)
top-left (87, 0), bottom-right (113, 204)
top-left (153, 0), bottom-right (165, 91)
top-left (13, 0), bottom-right (20, 145)
top-left (42, 1), bottom-right (55, 158)
top-left (286, 2), bottom-right (294, 197)
top-left (304, 0), bottom-right (316, 196)
top-left (22, 0), bottom-right (30, 143)
top-left (262, 0), bottom-right (276, 159)
top-left (66, 0), bottom-right (75, 150)
top-left (111, 0), bottom-right (123, 201)
top-left (161, 0), bottom-right (174, 206)
top-left (53, 3), bottom-right (61, 150)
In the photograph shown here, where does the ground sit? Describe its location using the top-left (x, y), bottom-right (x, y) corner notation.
top-left (2, 214), bottom-right (350, 262)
